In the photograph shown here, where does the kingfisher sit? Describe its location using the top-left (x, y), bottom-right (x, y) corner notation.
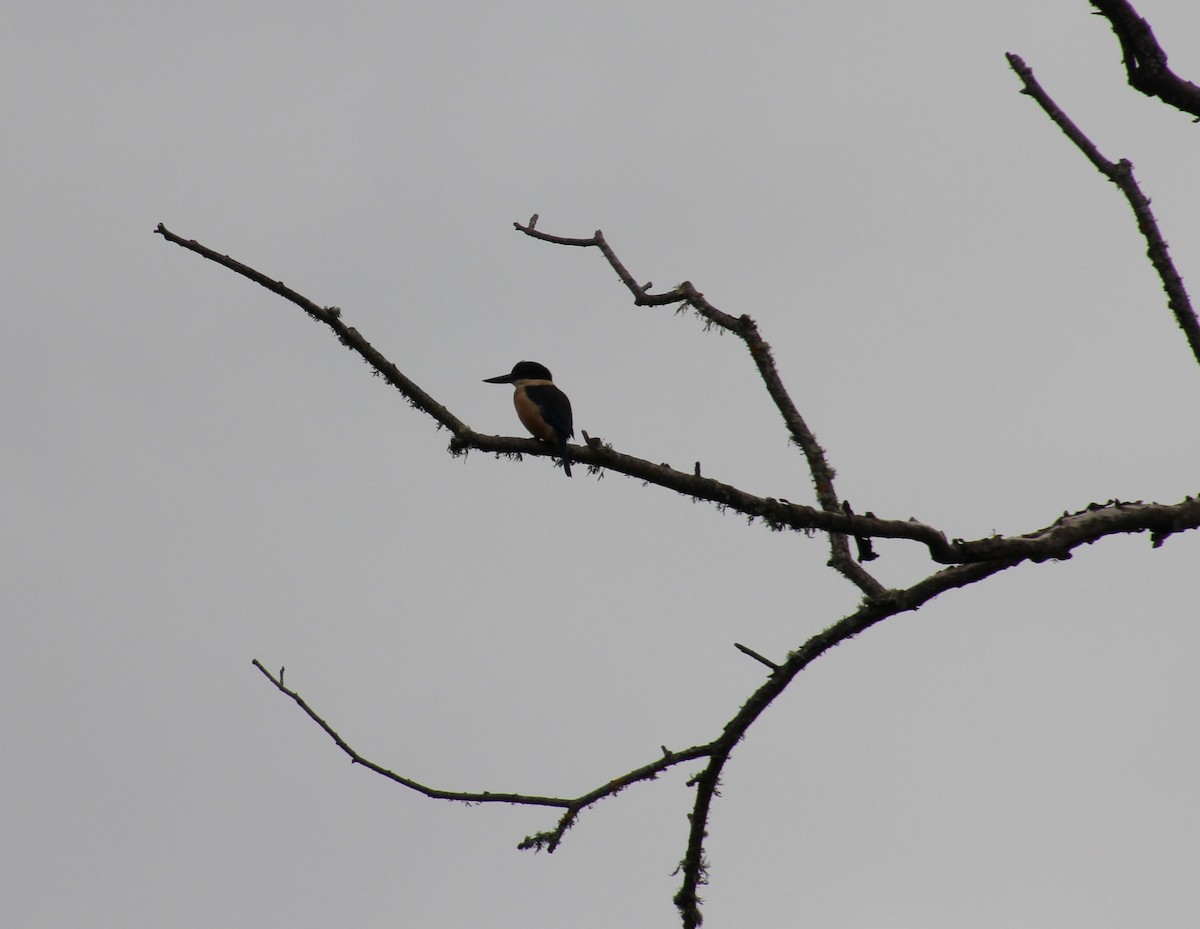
top-left (483, 360), bottom-right (574, 477)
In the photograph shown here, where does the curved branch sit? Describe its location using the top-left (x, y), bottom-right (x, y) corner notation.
top-left (1004, 55), bottom-right (1200, 367)
top-left (670, 500), bottom-right (1200, 922)
top-left (674, 554), bottom-right (1022, 927)
top-left (251, 659), bottom-right (712, 829)
top-left (1089, 0), bottom-right (1200, 119)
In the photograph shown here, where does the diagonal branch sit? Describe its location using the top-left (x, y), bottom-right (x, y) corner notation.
top-left (154, 224), bottom-right (471, 435)
top-left (514, 217), bottom-right (878, 594)
top-left (1004, 55), bottom-right (1200, 368)
top-left (514, 219), bottom-right (837, 505)
top-left (1088, 0), bottom-right (1200, 119)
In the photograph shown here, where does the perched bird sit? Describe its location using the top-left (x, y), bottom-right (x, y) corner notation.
top-left (483, 360), bottom-right (574, 476)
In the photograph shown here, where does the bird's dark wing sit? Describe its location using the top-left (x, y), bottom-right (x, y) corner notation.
top-left (526, 384), bottom-right (574, 442)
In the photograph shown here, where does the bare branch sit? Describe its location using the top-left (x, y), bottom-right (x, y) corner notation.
top-left (168, 218), bottom-right (1199, 925)
top-left (156, 223), bottom-right (1200, 581)
top-left (670, 552), bottom-right (1024, 926)
top-left (513, 220), bottom-right (838, 501)
top-left (251, 660), bottom-right (712, 845)
top-left (159, 10), bottom-right (1200, 922)
top-left (514, 218), bottom-right (880, 595)
top-left (1089, 0), bottom-right (1200, 119)
top-left (157, 224), bottom-right (1200, 575)
top-left (1004, 56), bottom-right (1200, 367)
top-left (512, 220), bottom-right (1200, 577)
top-left (954, 496), bottom-right (1200, 560)
top-left (253, 544), bottom-right (1026, 929)
top-left (154, 224), bottom-right (472, 435)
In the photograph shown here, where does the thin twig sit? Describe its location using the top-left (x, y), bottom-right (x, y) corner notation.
top-left (251, 659), bottom-right (712, 829)
top-left (734, 642), bottom-right (779, 670)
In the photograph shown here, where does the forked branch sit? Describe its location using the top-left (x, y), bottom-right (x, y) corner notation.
top-left (252, 551), bottom-right (1022, 929)
top-left (154, 224), bottom-right (1200, 573)
top-left (514, 217), bottom-right (876, 592)
top-left (159, 53), bottom-right (1200, 918)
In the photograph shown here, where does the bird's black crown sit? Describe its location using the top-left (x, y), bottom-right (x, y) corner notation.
top-left (510, 360), bottom-right (552, 380)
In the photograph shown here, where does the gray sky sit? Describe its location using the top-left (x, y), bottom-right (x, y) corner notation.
top-left (4, 2), bottom-right (1199, 926)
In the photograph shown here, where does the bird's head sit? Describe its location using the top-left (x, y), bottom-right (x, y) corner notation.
top-left (482, 360), bottom-right (553, 384)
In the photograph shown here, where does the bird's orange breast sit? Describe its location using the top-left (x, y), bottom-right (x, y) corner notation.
top-left (514, 387), bottom-right (556, 442)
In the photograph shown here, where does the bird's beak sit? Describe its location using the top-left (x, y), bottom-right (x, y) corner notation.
top-left (482, 373), bottom-right (516, 384)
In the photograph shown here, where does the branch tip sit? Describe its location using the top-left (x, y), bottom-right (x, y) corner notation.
top-left (733, 643), bottom-right (779, 670)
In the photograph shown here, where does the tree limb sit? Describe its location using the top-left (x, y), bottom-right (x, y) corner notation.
top-left (1089, 0), bottom-right (1200, 119)
top-left (153, 224), bottom-right (470, 435)
top-left (155, 224), bottom-right (1200, 573)
top-left (1005, 55), bottom-right (1200, 367)
top-left (159, 208), bottom-right (1200, 927)
top-left (253, 542), bottom-right (1022, 929)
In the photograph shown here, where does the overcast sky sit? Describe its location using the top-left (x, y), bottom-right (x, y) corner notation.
top-left (4, 2), bottom-right (1199, 927)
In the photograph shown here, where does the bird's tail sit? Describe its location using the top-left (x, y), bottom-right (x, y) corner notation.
top-left (558, 436), bottom-right (572, 477)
